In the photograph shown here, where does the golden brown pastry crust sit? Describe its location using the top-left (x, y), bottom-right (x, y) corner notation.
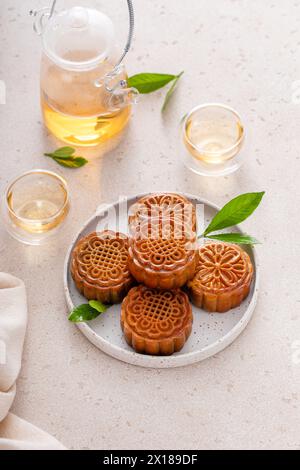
top-left (128, 219), bottom-right (198, 289)
top-left (121, 286), bottom-right (193, 355)
top-left (187, 242), bottom-right (253, 313)
top-left (129, 192), bottom-right (196, 237)
top-left (71, 231), bottom-right (134, 304)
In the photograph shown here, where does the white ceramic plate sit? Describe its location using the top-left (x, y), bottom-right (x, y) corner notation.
top-left (64, 194), bottom-right (259, 368)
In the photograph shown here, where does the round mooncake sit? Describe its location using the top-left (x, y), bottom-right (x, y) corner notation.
top-left (71, 231), bottom-right (134, 304)
top-left (128, 192), bottom-right (196, 237)
top-left (128, 219), bottom-right (198, 289)
top-left (121, 286), bottom-right (193, 355)
top-left (187, 242), bottom-right (253, 313)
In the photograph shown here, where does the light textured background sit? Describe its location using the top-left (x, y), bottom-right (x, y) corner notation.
top-left (1, 0), bottom-right (300, 450)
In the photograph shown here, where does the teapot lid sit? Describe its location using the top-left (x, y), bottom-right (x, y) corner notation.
top-left (42, 7), bottom-right (115, 70)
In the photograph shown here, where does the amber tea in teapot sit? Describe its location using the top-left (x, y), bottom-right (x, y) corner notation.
top-left (33, 2), bottom-right (138, 147)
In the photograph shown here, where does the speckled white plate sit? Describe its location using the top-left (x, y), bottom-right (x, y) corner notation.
top-left (64, 194), bottom-right (259, 368)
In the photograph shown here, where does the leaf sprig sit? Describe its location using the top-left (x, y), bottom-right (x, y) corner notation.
top-left (161, 71), bottom-right (184, 113)
top-left (127, 71), bottom-right (184, 112)
top-left (68, 300), bottom-right (110, 323)
top-left (200, 192), bottom-right (265, 245)
top-left (44, 147), bottom-right (88, 168)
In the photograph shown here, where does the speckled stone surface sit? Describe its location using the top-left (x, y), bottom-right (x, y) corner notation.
top-left (0, 0), bottom-right (300, 450)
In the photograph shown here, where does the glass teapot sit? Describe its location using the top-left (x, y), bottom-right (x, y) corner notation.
top-left (31, 0), bottom-right (138, 147)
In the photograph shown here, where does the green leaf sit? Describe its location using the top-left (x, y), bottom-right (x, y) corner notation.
top-left (45, 147), bottom-right (75, 159)
top-left (206, 233), bottom-right (260, 245)
top-left (127, 73), bottom-right (177, 94)
top-left (204, 192), bottom-right (265, 236)
top-left (161, 71), bottom-right (184, 112)
top-left (89, 300), bottom-right (110, 313)
top-left (44, 146), bottom-right (88, 168)
top-left (53, 156), bottom-right (88, 168)
top-left (68, 304), bottom-right (102, 323)
top-left (52, 147), bottom-right (76, 157)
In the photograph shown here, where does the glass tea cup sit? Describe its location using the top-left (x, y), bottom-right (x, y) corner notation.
top-left (182, 103), bottom-right (245, 177)
top-left (1, 170), bottom-right (70, 245)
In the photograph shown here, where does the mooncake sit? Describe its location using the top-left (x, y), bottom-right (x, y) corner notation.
top-left (128, 192), bottom-right (196, 238)
top-left (128, 219), bottom-right (198, 289)
top-left (187, 242), bottom-right (253, 313)
top-left (71, 231), bottom-right (134, 304)
top-left (121, 285), bottom-right (193, 355)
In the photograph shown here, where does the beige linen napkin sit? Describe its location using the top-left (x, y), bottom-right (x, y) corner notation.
top-left (0, 272), bottom-right (65, 450)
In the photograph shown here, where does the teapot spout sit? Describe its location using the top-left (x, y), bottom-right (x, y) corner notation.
top-left (95, 64), bottom-right (139, 111)
top-left (108, 85), bottom-right (139, 112)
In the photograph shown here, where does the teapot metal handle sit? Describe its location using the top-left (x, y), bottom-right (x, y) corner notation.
top-left (115, 0), bottom-right (135, 68)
